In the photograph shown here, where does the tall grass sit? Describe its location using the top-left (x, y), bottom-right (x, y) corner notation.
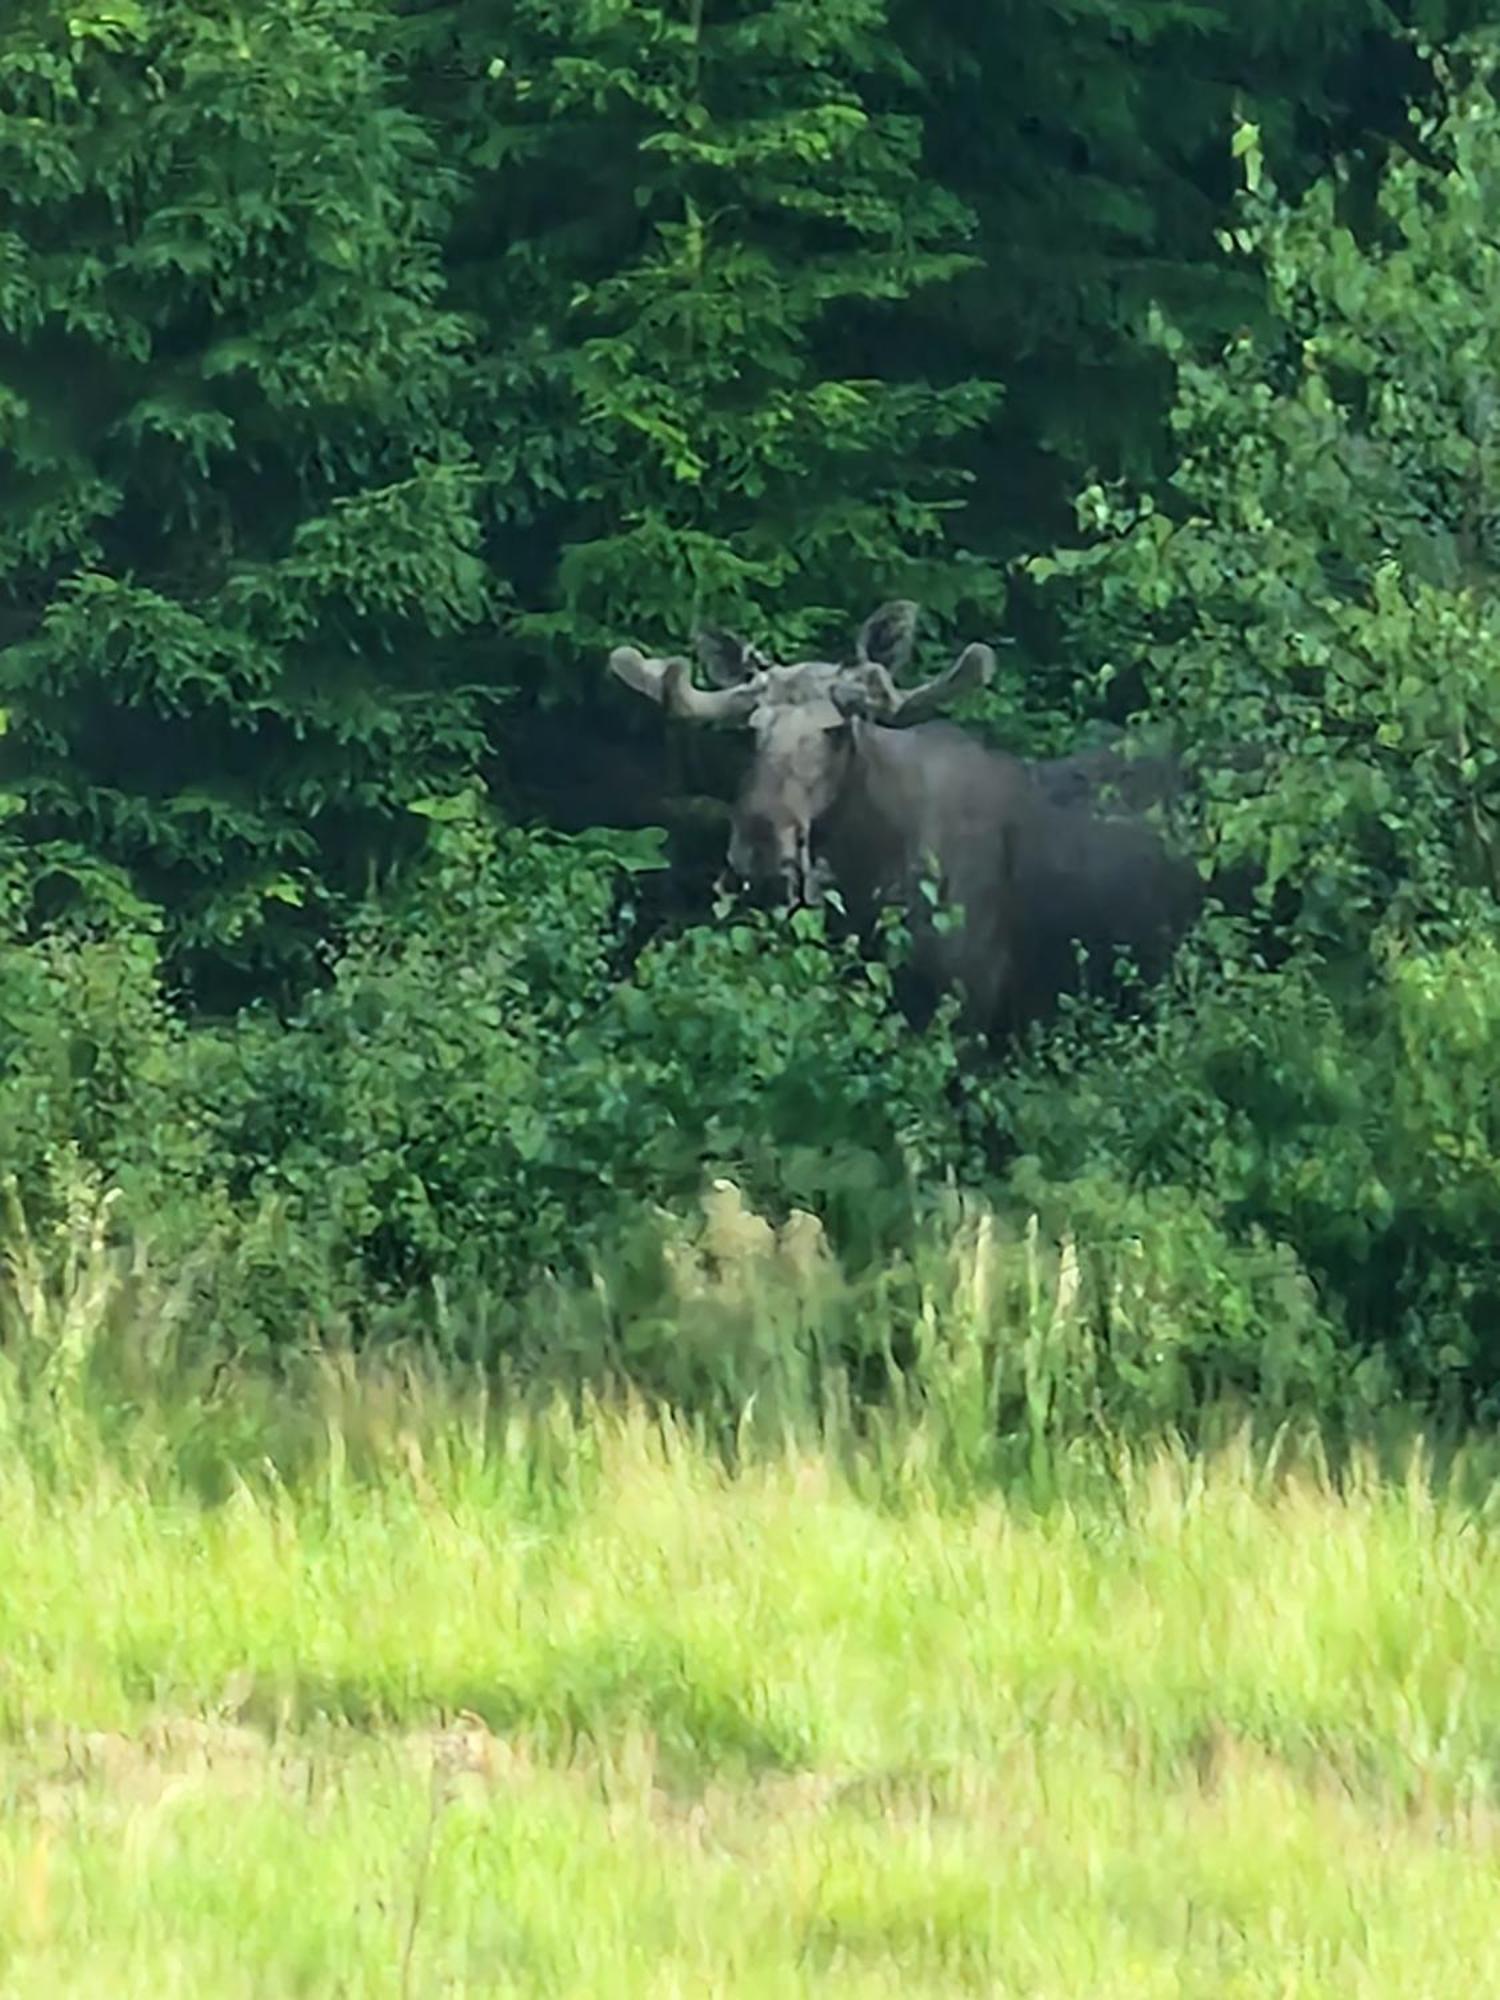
top-left (1, 1182), bottom-right (1498, 1994)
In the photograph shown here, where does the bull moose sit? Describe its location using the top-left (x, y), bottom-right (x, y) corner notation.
top-left (607, 601), bottom-right (1205, 1040)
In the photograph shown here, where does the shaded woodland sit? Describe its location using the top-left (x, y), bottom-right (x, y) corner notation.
top-left (6, 2), bottom-right (1500, 1430)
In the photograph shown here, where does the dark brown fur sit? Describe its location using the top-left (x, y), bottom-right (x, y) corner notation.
top-left (608, 606), bottom-right (1205, 1043)
top-left (813, 721), bottom-right (1201, 1038)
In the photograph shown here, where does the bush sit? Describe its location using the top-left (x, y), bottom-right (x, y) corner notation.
top-left (977, 916), bottom-right (1500, 1415)
top-left (5, 792), bottom-right (1348, 1446)
top-left (0, 918), bottom-right (206, 1225)
top-left (1, 797), bottom-right (972, 1355)
top-left (992, 39), bottom-right (1500, 1417)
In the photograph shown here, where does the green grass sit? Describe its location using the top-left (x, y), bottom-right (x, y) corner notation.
top-left (2, 1197), bottom-right (1500, 1995)
top-left (2, 1379), bottom-right (1500, 1997)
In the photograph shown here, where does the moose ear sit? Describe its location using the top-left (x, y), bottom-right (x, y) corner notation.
top-left (695, 629), bottom-right (759, 688)
top-left (855, 600), bottom-right (919, 673)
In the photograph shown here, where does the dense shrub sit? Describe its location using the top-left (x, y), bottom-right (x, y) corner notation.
top-left (0, 915), bottom-right (203, 1221)
top-left (1003, 39), bottom-right (1500, 1414)
top-left (2, 801), bottom-right (976, 1352)
top-left (203, 798), bottom-right (969, 1295)
top-left (10, 15), bottom-right (1500, 1446)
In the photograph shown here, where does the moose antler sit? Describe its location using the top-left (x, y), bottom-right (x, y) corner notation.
top-left (854, 600), bottom-right (921, 674)
top-left (834, 642), bottom-right (996, 727)
top-left (608, 646), bottom-right (763, 723)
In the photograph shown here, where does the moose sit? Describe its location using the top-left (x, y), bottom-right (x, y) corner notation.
top-left (607, 602), bottom-right (1206, 1041)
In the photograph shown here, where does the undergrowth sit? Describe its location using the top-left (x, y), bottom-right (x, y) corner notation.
top-left (0, 1184), bottom-right (1497, 1996)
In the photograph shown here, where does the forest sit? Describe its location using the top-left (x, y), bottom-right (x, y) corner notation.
top-left (6, 0), bottom-right (1500, 1440)
top-left (12, 6), bottom-right (1500, 1989)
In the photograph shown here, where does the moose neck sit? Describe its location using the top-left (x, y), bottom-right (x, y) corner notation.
top-left (815, 719), bottom-right (938, 912)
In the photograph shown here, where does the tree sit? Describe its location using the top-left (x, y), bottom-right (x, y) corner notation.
top-left (401, 0), bottom-right (1486, 788)
top-left (401, 0), bottom-right (1009, 675)
top-left (3, 1), bottom-right (1486, 994)
top-left (1013, 31), bottom-right (1500, 1404)
top-left (899, 1), bottom-right (1491, 545)
top-left (1036, 36), bottom-right (1500, 951)
top-left (0, 1), bottom-right (494, 998)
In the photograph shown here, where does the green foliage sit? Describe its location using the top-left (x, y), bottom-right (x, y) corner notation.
top-left (902, 0), bottom-right (1485, 492)
top-left (10, 1), bottom-right (1500, 1442)
top-left (194, 801), bottom-right (967, 1308)
top-left (1034, 46), bottom-right (1500, 947)
top-left (401, 0), bottom-right (1009, 676)
top-left (997, 934), bottom-right (1500, 1411)
top-left (996, 36), bottom-right (1500, 1411)
top-left (884, 0), bottom-right (1486, 747)
top-left (0, 803), bottom-right (1342, 1442)
top-left (0, 912), bottom-right (204, 1222)
top-left (1007, 1173), bottom-right (1340, 1435)
top-left (2, 806), bottom-right (974, 1359)
top-left (0, 1), bottom-right (492, 993)
top-left (1, 0), bottom-right (1479, 982)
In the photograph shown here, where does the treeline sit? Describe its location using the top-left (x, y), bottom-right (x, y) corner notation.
top-left (5, 3), bottom-right (1500, 1433)
top-left (0, 0), bottom-right (1476, 989)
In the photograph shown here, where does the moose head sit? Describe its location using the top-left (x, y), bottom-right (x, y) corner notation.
top-left (608, 602), bottom-right (995, 906)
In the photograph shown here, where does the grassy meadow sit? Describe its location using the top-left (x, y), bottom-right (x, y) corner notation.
top-left (2, 1204), bottom-right (1499, 1996)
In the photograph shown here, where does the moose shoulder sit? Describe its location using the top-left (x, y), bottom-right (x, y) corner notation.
top-left (607, 602), bottom-right (1204, 1041)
